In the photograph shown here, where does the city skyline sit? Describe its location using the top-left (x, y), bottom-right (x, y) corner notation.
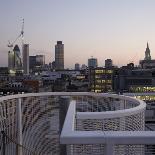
top-left (1, 0), bottom-right (155, 68)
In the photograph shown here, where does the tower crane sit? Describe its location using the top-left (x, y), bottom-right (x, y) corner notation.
top-left (7, 19), bottom-right (24, 50)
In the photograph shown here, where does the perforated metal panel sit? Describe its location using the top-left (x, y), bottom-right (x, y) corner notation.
top-left (0, 96), bottom-right (61, 154)
top-left (0, 93), bottom-right (146, 155)
top-left (67, 144), bottom-right (105, 155)
top-left (69, 96), bottom-right (145, 155)
top-left (76, 96), bottom-right (145, 131)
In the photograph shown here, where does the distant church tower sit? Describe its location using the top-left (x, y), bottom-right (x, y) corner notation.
top-left (144, 42), bottom-right (151, 60)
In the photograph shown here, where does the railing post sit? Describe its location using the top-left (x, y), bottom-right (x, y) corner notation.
top-left (59, 96), bottom-right (70, 155)
top-left (17, 98), bottom-right (23, 155)
top-left (105, 143), bottom-right (114, 155)
top-left (1, 131), bottom-right (5, 155)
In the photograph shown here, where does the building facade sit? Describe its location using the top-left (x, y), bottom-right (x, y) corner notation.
top-left (8, 51), bottom-right (15, 73)
top-left (55, 41), bottom-right (64, 70)
top-left (113, 68), bottom-right (155, 93)
top-left (8, 44), bottom-right (22, 74)
top-left (88, 57), bottom-right (98, 68)
top-left (89, 67), bottom-right (113, 93)
top-left (23, 44), bottom-right (29, 75)
top-left (29, 56), bottom-right (36, 70)
top-left (14, 45), bottom-right (22, 70)
top-left (36, 55), bottom-right (45, 66)
top-left (81, 64), bottom-right (86, 70)
top-left (75, 63), bottom-right (80, 70)
top-left (105, 59), bottom-right (113, 68)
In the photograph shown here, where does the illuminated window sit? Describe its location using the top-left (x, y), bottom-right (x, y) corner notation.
top-left (95, 70), bottom-right (105, 73)
top-left (102, 80), bottom-right (106, 83)
top-left (106, 70), bottom-right (113, 74)
top-left (95, 89), bottom-right (101, 93)
top-left (95, 85), bottom-right (101, 88)
top-left (96, 80), bottom-right (102, 83)
top-left (130, 86), bottom-right (155, 93)
top-left (95, 75), bottom-right (101, 79)
top-left (107, 80), bottom-right (112, 84)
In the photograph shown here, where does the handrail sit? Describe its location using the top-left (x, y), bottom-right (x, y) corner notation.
top-left (0, 92), bottom-right (146, 118)
top-left (60, 101), bottom-right (147, 145)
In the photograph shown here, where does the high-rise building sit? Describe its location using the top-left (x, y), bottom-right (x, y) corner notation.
top-left (75, 63), bottom-right (80, 70)
top-left (36, 55), bottom-right (45, 66)
top-left (105, 59), bottom-right (113, 68)
top-left (88, 57), bottom-right (98, 68)
top-left (55, 41), bottom-right (64, 70)
top-left (14, 45), bottom-right (22, 70)
top-left (8, 44), bottom-right (22, 74)
top-left (29, 55), bottom-right (45, 72)
top-left (29, 56), bottom-right (36, 70)
top-left (23, 44), bottom-right (29, 75)
top-left (8, 51), bottom-right (15, 73)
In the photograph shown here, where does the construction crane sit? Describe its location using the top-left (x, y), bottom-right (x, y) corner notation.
top-left (7, 19), bottom-right (24, 50)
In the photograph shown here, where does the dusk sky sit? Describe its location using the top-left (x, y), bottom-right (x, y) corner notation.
top-left (1, 0), bottom-right (155, 68)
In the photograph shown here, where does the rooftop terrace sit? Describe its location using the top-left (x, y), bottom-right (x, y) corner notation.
top-left (0, 92), bottom-right (155, 155)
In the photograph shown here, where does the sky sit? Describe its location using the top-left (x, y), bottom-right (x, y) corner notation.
top-left (1, 0), bottom-right (155, 68)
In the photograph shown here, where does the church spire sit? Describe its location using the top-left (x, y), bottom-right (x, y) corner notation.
top-left (145, 42), bottom-right (151, 60)
top-left (147, 42), bottom-right (149, 48)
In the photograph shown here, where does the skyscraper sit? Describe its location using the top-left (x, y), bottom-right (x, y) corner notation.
top-left (23, 44), bottom-right (29, 75)
top-left (8, 44), bottom-right (22, 74)
top-left (55, 41), bottom-right (64, 70)
top-left (14, 45), bottom-right (22, 70)
top-left (8, 51), bottom-right (15, 73)
top-left (88, 57), bottom-right (98, 68)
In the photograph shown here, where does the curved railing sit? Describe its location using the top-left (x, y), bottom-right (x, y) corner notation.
top-left (0, 92), bottom-right (146, 155)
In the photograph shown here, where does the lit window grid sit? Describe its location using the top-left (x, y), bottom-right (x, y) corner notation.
top-left (129, 86), bottom-right (155, 93)
top-left (95, 69), bottom-right (113, 74)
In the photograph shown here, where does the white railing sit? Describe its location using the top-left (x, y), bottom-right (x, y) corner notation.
top-left (0, 92), bottom-right (153, 155)
top-left (60, 95), bottom-right (155, 155)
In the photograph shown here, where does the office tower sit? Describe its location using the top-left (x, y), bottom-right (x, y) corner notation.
top-left (88, 57), bottom-right (98, 68)
top-left (29, 55), bottom-right (45, 71)
top-left (8, 44), bottom-right (22, 74)
top-left (8, 51), bottom-right (15, 73)
top-left (36, 55), bottom-right (45, 66)
top-left (14, 45), bottom-right (22, 70)
top-left (75, 63), bottom-right (80, 70)
top-left (23, 44), bottom-right (29, 75)
top-left (145, 42), bottom-right (151, 60)
top-left (55, 41), bottom-right (64, 70)
top-left (105, 59), bottom-right (113, 68)
top-left (29, 56), bottom-right (36, 69)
